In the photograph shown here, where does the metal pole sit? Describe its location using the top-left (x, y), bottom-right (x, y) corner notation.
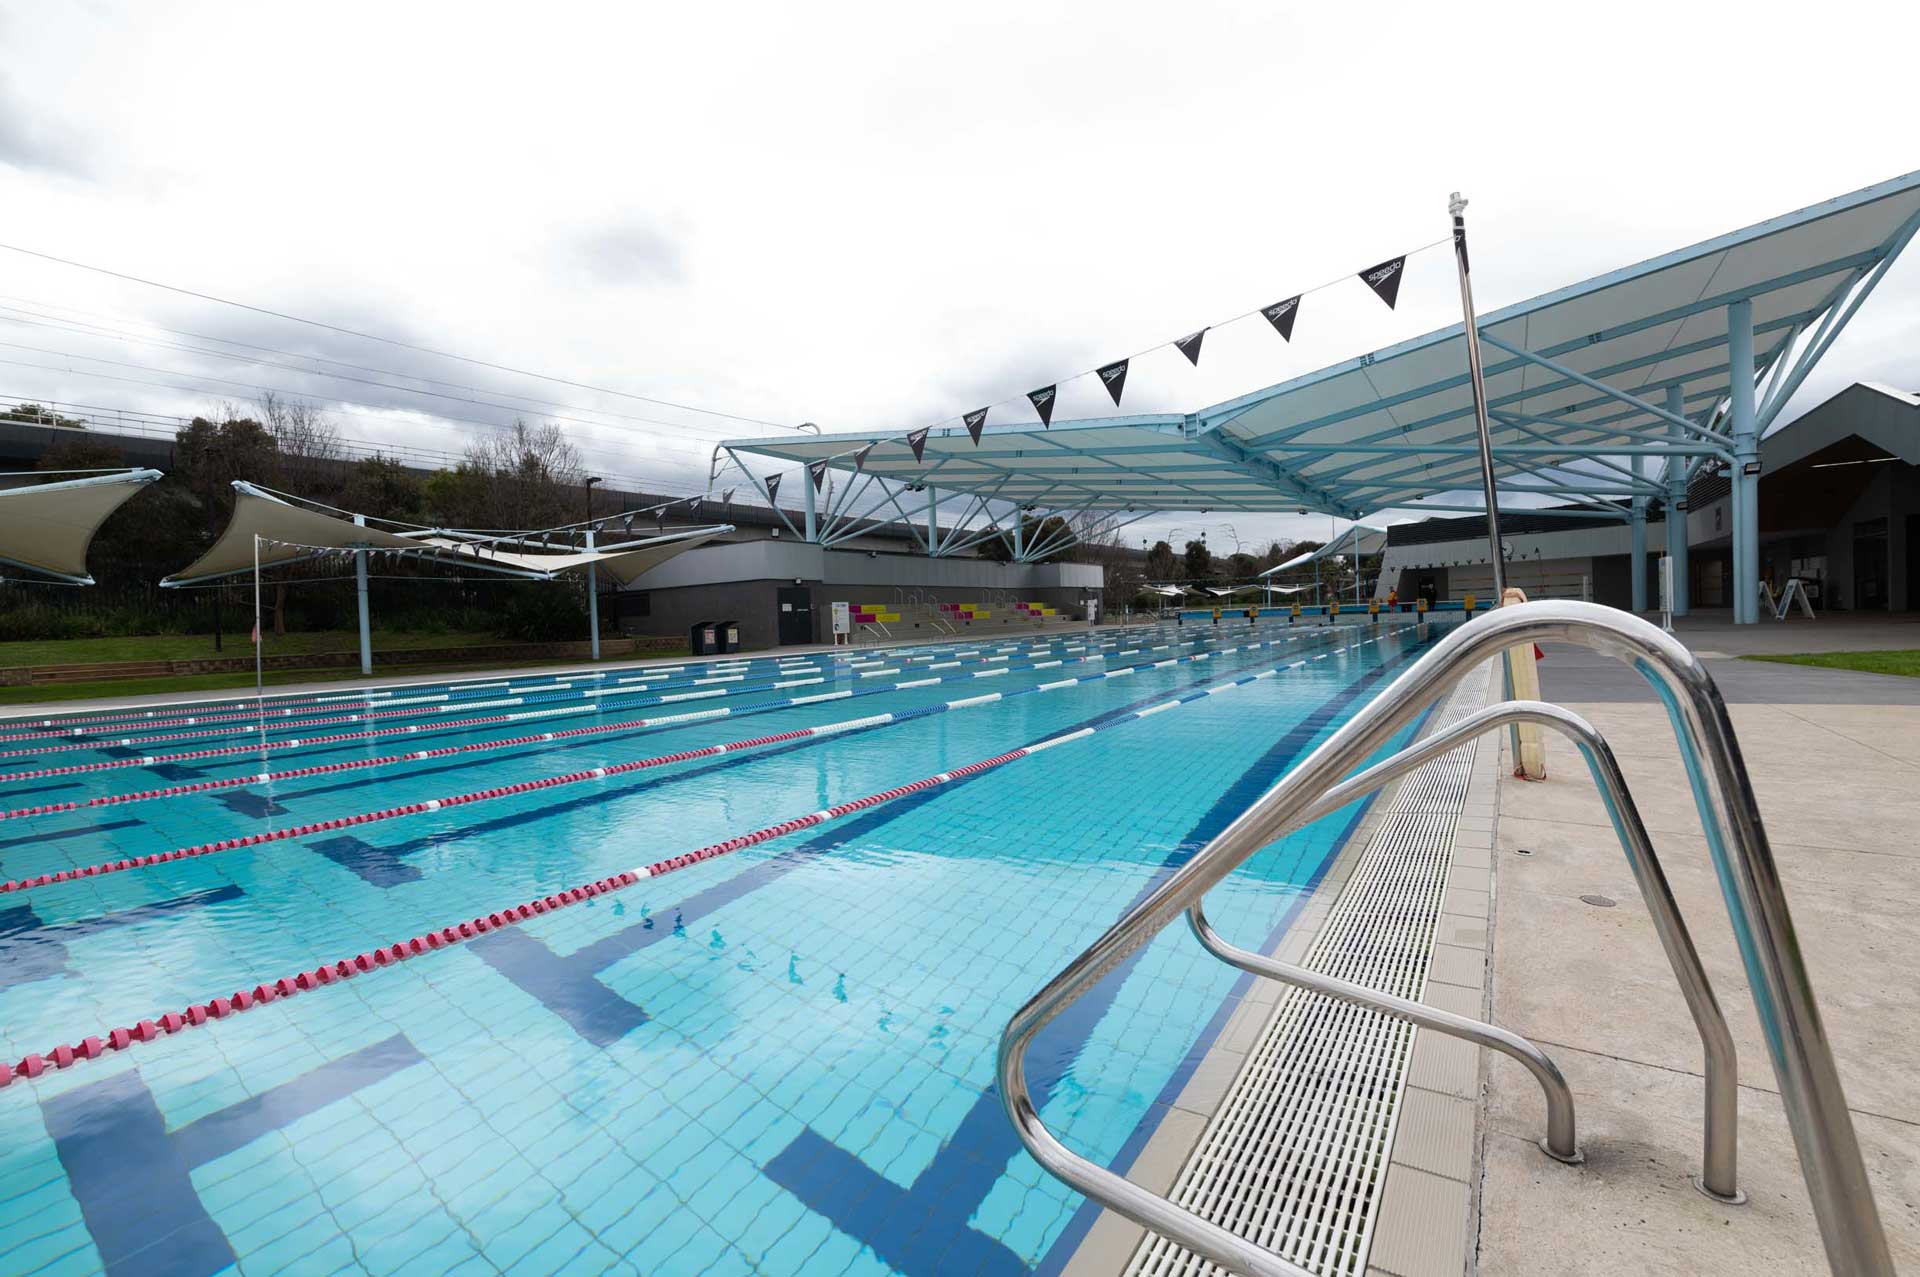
top-left (352, 514), bottom-right (372, 677)
top-left (1728, 300), bottom-right (1759, 625)
top-left (253, 534), bottom-right (266, 773)
top-left (1666, 385), bottom-right (1692, 617)
top-left (585, 528), bottom-right (601, 661)
top-left (1450, 193), bottom-right (1506, 599)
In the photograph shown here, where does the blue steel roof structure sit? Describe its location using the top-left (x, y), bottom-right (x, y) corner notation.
top-left (725, 172), bottom-right (1920, 522)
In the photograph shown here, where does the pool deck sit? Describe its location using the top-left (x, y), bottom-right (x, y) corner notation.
top-left (1476, 612), bottom-right (1920, 1273)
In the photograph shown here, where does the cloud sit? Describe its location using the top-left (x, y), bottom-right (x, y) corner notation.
top-left (0, 70), bottom-right (92, 178)
top-left (554, 220), bottom-right (686, 288)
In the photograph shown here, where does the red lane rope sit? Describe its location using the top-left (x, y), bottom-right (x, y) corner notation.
top-left (0, 748), bottom-right (1029, 1088)
top-left (0, 726), bottom-right (823, 894)
top-left (0, 713), bottom-right (789, 822)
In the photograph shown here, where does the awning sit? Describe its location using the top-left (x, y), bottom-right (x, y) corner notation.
top-left (0, 469), bottom-right (162, 584)
top-left (722, 171), bottom-right (1920, 518)
top-left (1259, 523), bottom-right (1390, 576)
top-left (162, 481), bottom-right (731, 587)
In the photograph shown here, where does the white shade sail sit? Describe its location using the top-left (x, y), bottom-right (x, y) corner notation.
top-left (0, 469), bottom-right (162, 584)
top-left (162, 482), bottom-right (731, 587)
top-left (1260, 523), bottom-right (1389, 576)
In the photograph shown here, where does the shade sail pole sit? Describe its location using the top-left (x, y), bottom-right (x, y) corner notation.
top-left (1449, 192), bottom-right (1505, 597)
top-left (585, 528), bottom-right (601, 660)
top-left (253, 534), bottom-right (267, 773)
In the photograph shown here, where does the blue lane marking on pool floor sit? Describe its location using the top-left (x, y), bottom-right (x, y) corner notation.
top-left (761, 646), bottom-right (1418, 1276)
top-left (41, 1034), bottom-right (425, 1277)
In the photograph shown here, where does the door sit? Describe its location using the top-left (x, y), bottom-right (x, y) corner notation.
top-left (776, 587), bottom-right (814, 645)
top-left (1854, 526), bottom-right (1888, 612)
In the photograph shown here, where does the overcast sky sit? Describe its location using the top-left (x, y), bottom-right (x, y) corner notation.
top-left (1, 1), bottom-right (1916, 553)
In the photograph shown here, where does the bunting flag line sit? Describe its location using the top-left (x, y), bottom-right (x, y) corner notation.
top-left (1358, 255), bottom-right (1407, 309)
top-left (1261, 296), bottom-right (1300, 342)
top-left (1027, 385), bottom-right (1056, 428)
top-left (764, 472), bottom-right (782, 505)
top-left (752, 234), bottom-right (1431, 492)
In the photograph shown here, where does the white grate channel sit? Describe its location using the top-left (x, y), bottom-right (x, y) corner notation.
top-left (1125, 661), bottom-right (1492, 1277)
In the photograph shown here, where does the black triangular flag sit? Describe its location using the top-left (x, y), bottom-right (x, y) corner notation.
top-left (722, 487), bottom-right (735, 505)
top-left (808, 459), bottom-right (828, 490)
top-left (1261, 297), bottom-right (1300, 342)
top-left (1096, 359), bottom-right (1129, 407)
top-left (852, 441), bottom-right (875, 472)
top-left (1175, 329), bottom-right (1207, 365)
top-left (963, 408), bottom-right (987, 444)
top-left (1027, 385), bottom-right (1056, 427)
top-left (906, 427), bottom-right (930, 462)
top-left (1358, 255), bottom-right (1407, 309)
top-left (764, 472), bottom-right (781, 505)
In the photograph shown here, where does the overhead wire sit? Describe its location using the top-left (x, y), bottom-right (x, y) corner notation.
top-left (0, 241), bottom-right (800, 431)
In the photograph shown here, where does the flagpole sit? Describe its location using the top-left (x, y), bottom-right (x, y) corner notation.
top-left (252, 533), bottom-right (267, 773)
top-left (1449, 193), bottom-right (1505, 598)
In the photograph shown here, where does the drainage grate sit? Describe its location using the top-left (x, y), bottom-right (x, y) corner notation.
top-left (1125, 663), bottom-right (1491, 1277)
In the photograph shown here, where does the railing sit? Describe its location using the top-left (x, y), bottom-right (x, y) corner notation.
top-left (997, 600), bottom-right (1890, 1277)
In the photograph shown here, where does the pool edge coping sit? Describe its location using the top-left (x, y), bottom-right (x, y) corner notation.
top-left (1054, 655), bottom-right (1499, 1277)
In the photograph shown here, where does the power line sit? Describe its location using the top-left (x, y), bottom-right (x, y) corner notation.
top-left (0, 361), bottom-right (715, 497)
top-left (0, 295), bottom-right (769, 443)
top-left (0, 240), bottom-right (801, 432)
top-left (0, 311), bottom-right (756, 446)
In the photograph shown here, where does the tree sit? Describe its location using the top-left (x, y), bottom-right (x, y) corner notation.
top-left (174, 416), bottom-right (280, 537)
top-left (1182, 538), bottom-right (1213, 584)
top-left (3, 402), bottom-right (85, 427)
top-left (339, 455), bottom-right (425, 524)
top-left (1144, 540), bottom-right (1176, 581)
top-left (433, 419), bottom-right (584, 531)
top-left (257, 392), bottom-right (344, 499)
top-left (1227, 551), bottom-right (1257, 580)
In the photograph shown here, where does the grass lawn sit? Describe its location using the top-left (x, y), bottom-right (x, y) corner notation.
top-left (0, 647), bottom-right (692, 706)
top-left (0, 629), bottom-right (495, 667)
top-left (1741, 649), bottom-right (1920, 678)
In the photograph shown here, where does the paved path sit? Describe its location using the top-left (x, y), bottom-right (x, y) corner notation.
top-left (1475, 637), bottom-right (1920, 1273)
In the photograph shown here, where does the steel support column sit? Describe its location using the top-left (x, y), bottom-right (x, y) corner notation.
top-left (803, 470), bottom-right (818, 542)
top-left (1666, 385), bottom-right (1691, 617)
top-left (1630, 465), bottom-right (1648, 613)
top-left (1728, 300), bottom-right (1759, 624)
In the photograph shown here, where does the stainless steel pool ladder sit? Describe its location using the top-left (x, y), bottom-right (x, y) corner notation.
top-left (996, 600), bottom-right (1892, 1277)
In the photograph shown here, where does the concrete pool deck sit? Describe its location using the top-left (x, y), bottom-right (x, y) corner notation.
top-left (1475, 612), bottom-right (1920, 1273)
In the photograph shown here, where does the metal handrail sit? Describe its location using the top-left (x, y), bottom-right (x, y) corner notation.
top-left (1189, 698), bottom-right (1738, 1199)
top-left (1187, 894), bottom-right (1581, 1163)
top-left (997, 600), bottom-right (1889, 1276)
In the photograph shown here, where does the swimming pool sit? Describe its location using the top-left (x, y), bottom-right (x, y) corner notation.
top-left (0, 616), bottom-right (1445, 1277)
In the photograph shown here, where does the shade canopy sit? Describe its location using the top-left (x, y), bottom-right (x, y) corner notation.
top-left (724, 171), bottom-right (1920, 518)
top-left (162, 482), bottom-right (731, 587)
top-left (0, 469), bottom-right (162, 584)
top-left (1260, 523), bottom-right (1390, 576)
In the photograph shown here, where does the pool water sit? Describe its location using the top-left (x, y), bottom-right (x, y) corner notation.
top-left (0, 617), bottom-right (1440, 1277)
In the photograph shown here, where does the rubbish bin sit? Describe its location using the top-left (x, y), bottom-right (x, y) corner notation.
top-left (690, 621), bottom-right (719, 657)
top-left (719, 620), bottom-right (741, 654)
